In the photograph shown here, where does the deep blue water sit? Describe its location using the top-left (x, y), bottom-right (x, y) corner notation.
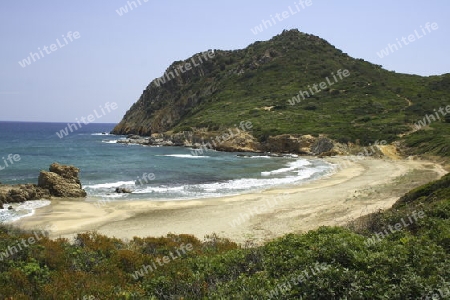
top-left (0, 121), bottom-right (333, 221)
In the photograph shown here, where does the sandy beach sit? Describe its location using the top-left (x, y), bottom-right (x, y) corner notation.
top-left (15, 156), bottom-right (448, 245)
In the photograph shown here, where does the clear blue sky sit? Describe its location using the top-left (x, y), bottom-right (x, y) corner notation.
top-left (1, 0), bottom-right (448, 123)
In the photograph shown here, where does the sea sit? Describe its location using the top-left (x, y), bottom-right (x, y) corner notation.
top-left (0, 121), bottom-right (335, 222)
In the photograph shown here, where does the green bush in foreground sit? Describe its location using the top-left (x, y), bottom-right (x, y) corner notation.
top-left (1, 174), bottom-right (449, 299)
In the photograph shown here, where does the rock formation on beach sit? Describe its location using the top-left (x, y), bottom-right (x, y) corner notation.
top-left (0, 163), bottom-right (86, 209)
top-left (38, 163), bottom-right (87, 198)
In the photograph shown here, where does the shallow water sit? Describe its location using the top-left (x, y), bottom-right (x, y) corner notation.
top-left (0, 121), bottom-right (334, 221)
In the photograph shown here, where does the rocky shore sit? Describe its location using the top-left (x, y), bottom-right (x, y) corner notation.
top-left (0, 163), bottom-right (86, 209)
top-left (115, 130), bottom-right (387, 158)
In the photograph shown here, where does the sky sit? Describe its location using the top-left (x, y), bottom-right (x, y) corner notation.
top-left (0, 0), bottom-right (449, 123)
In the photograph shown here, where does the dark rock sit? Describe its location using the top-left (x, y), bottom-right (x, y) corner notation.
top-left (8, 206), bottom-right (13, 210)
top-left (115, 187), bottom-right (132, 193)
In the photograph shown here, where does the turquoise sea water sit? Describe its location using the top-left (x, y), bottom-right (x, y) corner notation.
top-left (0, 121), bottom-right (334, 222)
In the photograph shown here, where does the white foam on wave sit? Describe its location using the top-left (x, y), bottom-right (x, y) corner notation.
top-left (0, 200), bottom-right (51, 223)
top-left (134, 164), bottom-right (326, 198)
top-left (261, 159), bottom-right (312, 176)
top-left (92, 133), bottom-right (111, 136)
top-left (157, 154), bottom-right (210, 159)
top-left (98, 193), bottom-right (129, 199)
top-left (102, 140), bottom-right (118, 144)
top-left (85, 181), bottom-right (136, 189)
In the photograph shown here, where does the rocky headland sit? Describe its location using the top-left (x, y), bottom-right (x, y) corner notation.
top-left (110, 29), bottom-right (449, 165)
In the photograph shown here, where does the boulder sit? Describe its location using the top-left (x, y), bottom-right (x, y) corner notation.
top-left (115, 187), bottom-right (132, 193)
top-left (38, 163), bottom-right (87, 197)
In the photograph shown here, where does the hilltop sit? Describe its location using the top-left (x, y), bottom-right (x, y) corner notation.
top-left (112, 29), bottom-right (450, 160)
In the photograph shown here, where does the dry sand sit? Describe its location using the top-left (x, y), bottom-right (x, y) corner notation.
top-left (15, 156), bottom-right (448, 245)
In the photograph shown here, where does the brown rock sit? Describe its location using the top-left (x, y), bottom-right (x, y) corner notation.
top-left (261, 134), bottom-right (316, 154)
top-left (38, 163), bottom-right (87, 198)
top-left (214, 131), bottom-right (260, 153)
top-left (0, 184), bottom-right (50, 207)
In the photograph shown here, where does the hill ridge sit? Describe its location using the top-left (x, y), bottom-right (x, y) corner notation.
top-left (112, 29), bottom-right (449, 158)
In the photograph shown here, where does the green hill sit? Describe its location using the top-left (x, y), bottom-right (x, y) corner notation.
top-left (112, 29), bottom-right (450, 157)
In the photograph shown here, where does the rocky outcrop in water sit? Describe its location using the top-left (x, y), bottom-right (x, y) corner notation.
top-left (0, 184), bottom-right (50, 209)
top-left (0, 163), bottom-right (86, 209)
top-left (38, 163), bottom-right (87, 198)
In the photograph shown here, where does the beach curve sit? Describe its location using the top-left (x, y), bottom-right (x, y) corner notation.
top-left (15, 156), bottom-right (448, 245)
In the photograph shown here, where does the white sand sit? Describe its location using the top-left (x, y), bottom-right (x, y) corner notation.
top-left (16, 157), bottom-right (447, 245)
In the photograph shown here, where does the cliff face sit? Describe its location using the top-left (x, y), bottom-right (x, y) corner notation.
top-left (112, 30), bottom-right (329, 137)
top-left (112, 50), bottom-right (223, 136)
top-left (112, 29), bottom-right (450, 155)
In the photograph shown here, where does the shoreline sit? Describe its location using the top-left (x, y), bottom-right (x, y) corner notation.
top-left (14, 156), bottom-right (448, 245)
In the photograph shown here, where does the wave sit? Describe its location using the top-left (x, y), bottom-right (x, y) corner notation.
top-left (102, 139), bottom-right (118, 144)
top-left (85, 181), bottom-right (136, 189)
top-left (133, 162), bottom-right (330, 199)
top-left (235, 155), bottom-right (271, 159)
top-left (81, 158), bottom-right (332, 201)
top-left (91, 132), bottom-right (111, 136)
top-left (133, 175), bottom-right (310, 198)
top-left (157, 154), bottom-right (210, 159)
top-left (261, 159), bottom-right (311, 176)
top-left (0, 200), bottom-right (51, 223)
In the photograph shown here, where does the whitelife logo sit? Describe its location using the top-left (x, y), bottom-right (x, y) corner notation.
top-left (153, 51), bottom-right (215, 87)
top-left (414, 105), bottom-right (450, 130)
top-left (116, 0), bottom-right (149, 17)
top-left (288, 69), bottom-right (350, 106)
top-left (364, 210), bottom-right (426, 246)
top-left (250, 0), bottom-right (312, 35)
top-left (376, 22), bottom-right (438, 58)
top-left (55, 102), bottom-right (118, 139)
top-left (131, 243), bottom-right (194, 280)
top-left (0, 154), bottom-right (21, 171)
top-left (18, 31), bottom-right (81, 68)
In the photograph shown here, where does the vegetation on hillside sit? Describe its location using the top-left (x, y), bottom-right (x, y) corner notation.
top-left (1, 173), bottom-right (449, 299)
top-left (113, 29), bottom-right (450, 157)
top-left (2, 30), bottom-right (449, 299)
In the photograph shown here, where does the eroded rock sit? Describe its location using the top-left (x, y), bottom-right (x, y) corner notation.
top-left (38, 163), bottom-right (87, 198)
